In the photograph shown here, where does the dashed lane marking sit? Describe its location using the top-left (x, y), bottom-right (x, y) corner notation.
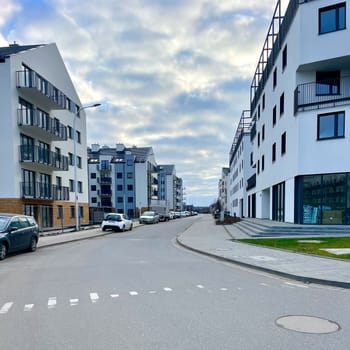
top-left (24, 304), bottom-right (34, 312)
top-left (196, 285), bottom-right (205, 289)
top-left (110, 294), bottom-right (119, 298)
top-left (163, 287), bottom-right (173, 292)
top-left (0, 302), bottom-right (13, 314)
top-left (90, 293), bottom-right (99, 303)
top-left (129, 291), bottom-right (138, 296)
top-left (70, 299), bottom-right (79, 306)
top-left (48, 297), bottom-right (57, 309)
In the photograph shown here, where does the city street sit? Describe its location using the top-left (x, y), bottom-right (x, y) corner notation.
top-left (0, 216), bottom-right (349, 349)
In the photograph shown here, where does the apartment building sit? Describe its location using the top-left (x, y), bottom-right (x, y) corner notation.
top-left (87, 144), bottom-right (158, 218)
top-left (228, 110), bottom-right (254, 217)
top-left (157, 164), bottom-right (178, 211)
top-left (0, 43), bottom-right (89, 228)
top-left (245, 0), bottom-right (350, 224)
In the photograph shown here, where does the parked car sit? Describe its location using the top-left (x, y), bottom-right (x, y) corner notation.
top-left (101, 213), bottom-right (133, 232)
top-left (0, 213), bottom-right (39, 261)
top-left (139, 211), bottom-right (159, 224)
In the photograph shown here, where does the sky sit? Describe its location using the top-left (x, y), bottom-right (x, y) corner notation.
top-left (0, 0), bottom-right (286, 206)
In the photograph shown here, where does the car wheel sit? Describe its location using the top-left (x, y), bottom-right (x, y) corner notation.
top-left (102, 227), bottom-right (106, 231)
top-left (129, 224), bottom-right (133, 231)
top-left (0, 243), bottom-right (7, 261)
top-left (28, 236), bottom-right (37, 252)
top-left (122, 225), bottom-right (125, 232)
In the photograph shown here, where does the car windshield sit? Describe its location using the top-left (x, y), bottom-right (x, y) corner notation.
top-left (142, 211), bottom-right (154, 216)
top-left (0, 216), bottom-right (10, 231)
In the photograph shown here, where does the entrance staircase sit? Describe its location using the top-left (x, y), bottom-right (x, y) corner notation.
top-left (235, 218), bottom-right (350, 237)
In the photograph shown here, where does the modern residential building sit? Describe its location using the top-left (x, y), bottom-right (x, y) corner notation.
top-left (243, 0), bottom-right (350, 224)
top-left (0, 43), bottom-right (89, 228)
top-left (218, 168), bottom-right (229, 215)
top-left (227, 110), bottom-right (253, 218)
top-left (157, 164), bottom-right (177, 210)
top-left (87, 144), bottom-right (158, 219)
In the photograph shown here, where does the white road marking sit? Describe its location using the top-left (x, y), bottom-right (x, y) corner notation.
top-left (70, 299), bottom-right (79, 306)
top-left (129, 291), bottom-right (138, 296)
top-left (196, 284), bottom-right (205, 289)
top-left (48, 297), bottom-right (57, 309)
top-left (0, 302), bottom-right (13, 314)
top-left (285, 282), bottom-right (308, 289)
top-left (90, 293), bottom-right (99, 303)
top-left (24, 304), bottom-right (34, 312)
top-left (148, 291), bottom-right (157, 294)
top-left (260, 283), bottom-right (269, 287)
top-left (163, 287), bottom-right (172, 292)
top-left (250, 255), bottom-right (278, 261)
top-left (110, 294), bottom-right (119, 298)
top-left (220, 288), bottom-right (228, 291)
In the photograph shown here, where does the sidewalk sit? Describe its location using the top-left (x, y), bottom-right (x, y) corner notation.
top-left (176, 215), bottom-right (350, 289)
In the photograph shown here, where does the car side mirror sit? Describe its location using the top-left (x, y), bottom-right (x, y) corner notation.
top-left (9, 226), bottom-right (18, 232)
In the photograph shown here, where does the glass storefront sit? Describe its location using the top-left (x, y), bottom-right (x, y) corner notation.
top-left (296, 173), bottom-right (350, 224)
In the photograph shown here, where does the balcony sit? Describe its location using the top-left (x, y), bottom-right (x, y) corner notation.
top-left (21, 182), bottom-right (70, 200)
top-left (100, 177), bottom-right (112, 184)
top-left (247, 174), bottom-right (256, 191)
top-left (19, 145), bottom-right (69, 171)
top-left (100, 191), bottom-right (112, 198)
top-left (294, 76), bottom-right (350, 114)
top-left (16, 69), bottom-right (67, 110)
top-left (18, 109), bottom-right (67, 141)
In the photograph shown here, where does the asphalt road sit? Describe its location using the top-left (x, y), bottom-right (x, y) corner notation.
top-left (0, 217), bottom-right (349, 349)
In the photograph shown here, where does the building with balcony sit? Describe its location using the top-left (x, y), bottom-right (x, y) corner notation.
top-left (88, 144), bottom-right (159, 219)
top-left (0, 43), bottom-right (89, 228)
top-left (245, 0), bottom-right (350, 224)
top-left (218, 168), bottom-right (229, 215)
top-left (157, 165), bottom-right (177, 211)
top-left (227, 110), bottom-right (254, 217)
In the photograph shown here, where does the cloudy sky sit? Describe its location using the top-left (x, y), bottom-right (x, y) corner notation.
top-left (0, 0), bottom-right (285, 206)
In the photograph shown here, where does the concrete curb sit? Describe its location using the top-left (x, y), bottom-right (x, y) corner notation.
top-left (176, 235), bottom-right (350, 290)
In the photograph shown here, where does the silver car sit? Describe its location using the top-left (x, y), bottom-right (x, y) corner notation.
top-left (139, 211), bottom-right (159, 224)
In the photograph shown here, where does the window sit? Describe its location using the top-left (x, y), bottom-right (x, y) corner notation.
top-left (57, 206), bottom-right (63, 219)
top-left (258, 132), bottom-right (260, 147)
top-left (280, 93), bottom-right (284, 116)
top-left (262, 124), bottom-right (265, 141)
top-left (272, 143), bottom-right (276, 162)
top-left (70, 206), bottom-right (75, 218)
top-left (91, 197), bottom-right (97, 203)
top-left (69, 179), bottom-right (74, 192)
top-left (282, 45), bottom-right (287, 71)
top-left (76, 131), bottom-right (81, 144)
top-left (90, 172), bottom-right (96, 179)
top-left (78, 181), bottom-right (83, 193)
top-left (262, 155), bottom-right (265, 171)
top-left (91, 185), bottom-right (96, 191)
top-left (262, 94), bottom-right (265, 110)
top-left (257, 160), bottom-right (260, 174)
top-left (117, 197), bottom-right (123, 203)
top-left (127, 172), bottom-right (133, 179)
top-left (273, 105), bottom-right (277, 126)
top-left (273, 68), bottom-right (277, 88)
top-left (318, 111), bottom-right (345, 140)
top-left (101, 160), bottom-right (109, 170)
top-left (128, 197), bottom-right (133, 203)
top-left (117, 185), bottom-right (123, 191)
top-left (250, 152), bottom-right (253, 166)
top-left (79, 206), bottom-right (84, 218)
top-left (69, 153), bottom-right (73, 166)
top-left (127, 184), bottom-right (133, 191)
top-left (316, 71), bottom-right (340, 95)
top-left (281, 132), bottom-right (286, 155)
top-left (117, 172), bottom-right (122, 179)
top-left (258, 105), bottom-right (260, 120)
top-left (68, 126), bottom-right (73, 139)
top-left (319, 2), bottom-right (346, 34)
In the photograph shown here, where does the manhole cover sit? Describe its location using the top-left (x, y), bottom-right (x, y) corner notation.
top-left (276, 315), bottom-right (340, 334)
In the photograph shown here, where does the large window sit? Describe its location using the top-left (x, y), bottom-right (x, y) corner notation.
top-left (319, 2), bottom-right (346, 34)
top-left (316, 71), bottom-right (340, 95)
top-left (317, 111), bottom-right (345, 140)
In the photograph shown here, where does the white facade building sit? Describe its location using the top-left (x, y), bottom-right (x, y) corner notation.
top-left (0, 43), bottom-right (89, 228)
top-left (246, 0), bottom-right (350, 224)
top-left (228, 110), bottom-right (254, 218)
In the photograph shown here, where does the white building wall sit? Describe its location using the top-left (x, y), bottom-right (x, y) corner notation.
top-left (135, 163), bottom-right (148, 208)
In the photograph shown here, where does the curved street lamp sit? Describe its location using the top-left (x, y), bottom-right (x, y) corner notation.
top-left (74, 103), bottom-right (101, 231)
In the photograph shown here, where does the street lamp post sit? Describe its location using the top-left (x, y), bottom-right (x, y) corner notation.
top-left (74, 103), bottom-right (101, 231)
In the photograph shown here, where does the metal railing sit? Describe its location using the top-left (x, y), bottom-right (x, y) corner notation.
top-left (294, 76), bottom-right (350, 113)
top-left (17, 109), bottom-right (67, 140)
top-left (19, 145), bottom-right (69, 171)
top-left (21, 182), bottom-right (70, 200)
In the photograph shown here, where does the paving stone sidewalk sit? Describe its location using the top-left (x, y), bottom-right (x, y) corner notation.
top-left (176, 215), bottom-right (350, 289)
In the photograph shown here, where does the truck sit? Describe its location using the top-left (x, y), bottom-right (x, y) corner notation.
top-left (150, 200), bottom-right (170, 222)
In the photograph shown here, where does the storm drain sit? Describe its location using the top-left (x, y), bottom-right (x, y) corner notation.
top-left (276, 315), bottom-right (340, 334)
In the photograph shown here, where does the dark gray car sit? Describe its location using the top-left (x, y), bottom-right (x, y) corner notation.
top-left (0, 213), bottom-right (39, 260)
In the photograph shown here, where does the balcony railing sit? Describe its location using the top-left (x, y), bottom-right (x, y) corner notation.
top-left (21, 182), bottom-right (70, 200)
top-left (19, 145), bottom-right (69, 171)
top-left (16, 69), bottom-right (67, 110)
top-left (100, 177), bottom-right (112, 184)
top-left (100, 191), bottom-right (112, 198)
top-left (294, 76), bottom-right (350, 113)
top-left (18, 109), bottom-right (67, 141)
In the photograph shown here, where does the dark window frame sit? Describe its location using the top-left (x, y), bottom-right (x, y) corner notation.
top-left (319, 2), bottom-right (346, 34)
top-left (317, 111), bottom-right (345, 140)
